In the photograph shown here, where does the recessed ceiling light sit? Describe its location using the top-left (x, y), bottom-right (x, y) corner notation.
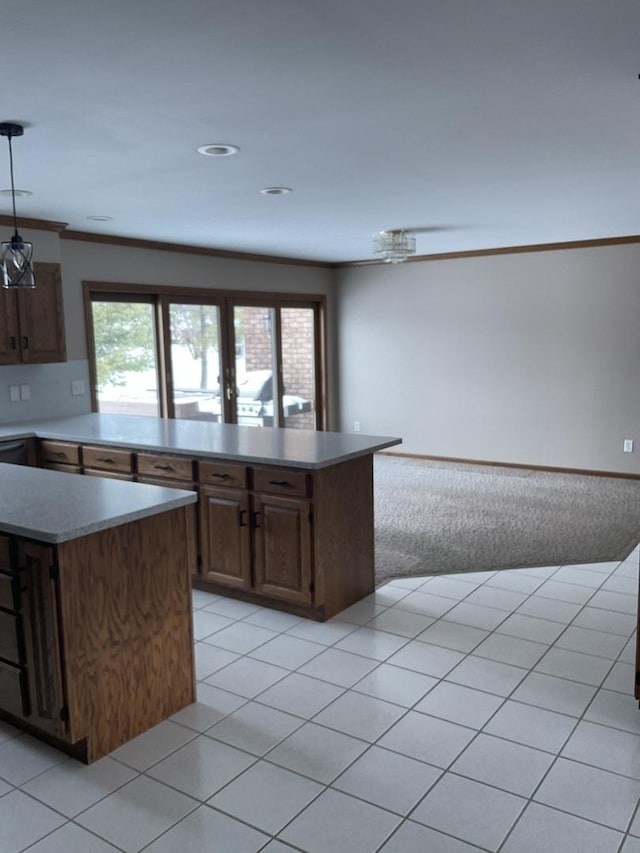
top-left (260, 187), bottom-right (292, 196)
top-left (197, 144), bottom-right (240, 157)
top-left (86, 215), bottom-right (113, 222)
top-left (0, 188), bottom-right (31, 197)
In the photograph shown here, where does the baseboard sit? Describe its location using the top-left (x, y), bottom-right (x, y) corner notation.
top-left (377, 450), bottom-right (640, 481)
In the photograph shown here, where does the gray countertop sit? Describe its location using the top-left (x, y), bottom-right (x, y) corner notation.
top-left (0, 414), bottom-right (402, 469)
top-left (0, 462), bottom-right (197, 543)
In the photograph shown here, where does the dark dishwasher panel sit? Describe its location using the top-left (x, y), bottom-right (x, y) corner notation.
top-left (0, 440), bottom-right (29, 466)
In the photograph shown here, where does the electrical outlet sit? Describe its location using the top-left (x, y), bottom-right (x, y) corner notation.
top-left (353, 421), bottom-right (361, 432)
top-left (71, 380), bottom-right (85, 396)
top-left (20, 384), bottom-right (30, 401)
top-left (624, 439), bottom-right (634, 453)
top-left (9, 385), bottom-right (19, 402)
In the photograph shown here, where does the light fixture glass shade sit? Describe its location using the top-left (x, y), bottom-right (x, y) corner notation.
top-left (373, 230), bottom-right (417, 263)
top-left (1, 233), bottom-right (36, 288)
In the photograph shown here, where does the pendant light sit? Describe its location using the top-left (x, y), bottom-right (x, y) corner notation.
top-left (0, 122), bottom-right (35, 289)
top-left (373, 230), bottom-right (417, 264)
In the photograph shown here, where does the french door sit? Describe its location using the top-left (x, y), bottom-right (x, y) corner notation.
top-left (86, 283), bottom-right (326, 430)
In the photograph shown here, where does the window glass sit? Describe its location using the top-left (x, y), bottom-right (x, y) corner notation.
top-left (91, 300), bottom-right (160, 416)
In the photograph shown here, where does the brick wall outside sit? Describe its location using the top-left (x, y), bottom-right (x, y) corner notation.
top-left (242, 307), bottom-right (315, 429)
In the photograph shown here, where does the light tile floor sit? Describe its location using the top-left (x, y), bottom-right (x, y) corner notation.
top-left (3, 550), bottom-right (640, 851)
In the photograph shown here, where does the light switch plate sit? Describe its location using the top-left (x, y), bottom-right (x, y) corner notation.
top-left (20, 384), bottom-right (31, 401)
top-left (9, 385), bottom-right (20, 402)
top-left (71, 380), bottom-right (85, 396)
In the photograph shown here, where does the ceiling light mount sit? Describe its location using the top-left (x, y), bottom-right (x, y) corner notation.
top-left (0, 121), bottom-right (35, 288)
top-left (373, 229), bottom-right (416, 264)
top-left (260, 186), bottom-right (292, 196)
top-left (197, 143), bottom-right (240, 157)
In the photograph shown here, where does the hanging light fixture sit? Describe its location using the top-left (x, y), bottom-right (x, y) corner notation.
top-left (0, 122), bottom-right (35, 289)
top-left (373, 229), bottom-right (417, 264)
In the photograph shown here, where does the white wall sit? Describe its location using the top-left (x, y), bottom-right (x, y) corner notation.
top-left (0, 231), bottom-right (337, 425)
top-left (336, 243), bottom-right (640, 474)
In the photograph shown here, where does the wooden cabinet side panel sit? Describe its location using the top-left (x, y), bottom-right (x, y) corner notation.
top-left (313, 455), bottom-right (375, 619)
top-left (56, 507), bottom-right (195, 761)
top-left (17, 263), bottom-right (66, 363)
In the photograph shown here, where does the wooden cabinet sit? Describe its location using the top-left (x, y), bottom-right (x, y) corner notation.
top-left (199, 461), bottom-right (313, 606)
top-left (253, 492), bottom-right (313, 605)
top-left (0, 262), bottom-right (66, 364)
top-left (0, 506), bottom-right (195, 763)
top-left (34, 438), bottom-right (376, 620)
top-left (200, 485), bottom-right (252, 589)
top-left (39, 439), bottom-right (82, 473)
top-left (82, 445), bottom-right (134, 478)
top-left (0, 535), bottom-right (66, 740)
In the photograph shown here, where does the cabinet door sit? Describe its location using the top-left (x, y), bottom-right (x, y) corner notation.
top-left (0, 287), bottom-right (19, 364)
top-left (16, 262), bottom-right (66, 363)
top-left (18, 541), bottom-right (67, 738)
top-left (253, 494), bottom-right (313, 604)
top-left (199, 486), bottom-right (251, 589)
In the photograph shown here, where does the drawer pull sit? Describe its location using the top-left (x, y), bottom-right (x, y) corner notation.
top-left (153, 464), bottom-right (173, 471)
top-left (210, 472), bottom-right (230, 480)
top-left (269, 480), bottom-right (289, 487)
top-left (9, 336), bottom-right (16, 350)
top-left (251, 511), bottom-right (261, 528)
top-left (54, 451), bottom-right (68, 459)
top-left (23, 336), bottom-right (29, 350)
top-left (96, 457), bottom-right (115, 464)
top-left (239, 509), bottom-right (248, 527)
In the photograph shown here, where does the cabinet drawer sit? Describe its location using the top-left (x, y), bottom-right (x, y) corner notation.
top-left (40, 440), bottom-right (80, 466)
top-left (137, 476), bottom-right (197, 491)
top-left (252, 466), bottom-right (309, 497)
top-left (85, 469), bottom-right (135, 481)
top-left (137, 453), bottom-right (195, 482)
top-left (0, 660), bottom-right (28, 718)
top-left (199, 460), bottom-right (247, 489)
top-left (0, 572), bottom-right (19, 611)
top-left (83, 445), bottom-right (134, 473)
top-left (45, 463), bottom-right (83, 475)
top-left (0, 610), bottom-right (23, 665)
top-left (0, 535), bottom-right (10, 572)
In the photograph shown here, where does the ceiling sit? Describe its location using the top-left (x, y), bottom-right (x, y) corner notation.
top-left (2, 0), bottom-right (640, 264)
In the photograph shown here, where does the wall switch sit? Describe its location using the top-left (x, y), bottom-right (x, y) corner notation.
top-left (624, 439), bottom-right (634, 453)
top-left (20, 384), bottom-right (30, 401)
top-left (353, 420), bottom-right (361, 432)
top-left (71, 380), bottom-right (85, 396)
top-left (9, 385), bottom-right (19, 403)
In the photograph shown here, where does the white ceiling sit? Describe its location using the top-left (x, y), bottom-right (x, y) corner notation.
top-left (3, 0), bottom-right (640, 263)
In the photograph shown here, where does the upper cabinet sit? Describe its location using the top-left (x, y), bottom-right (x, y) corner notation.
top-left (0, 262), bottom-right (66, 364)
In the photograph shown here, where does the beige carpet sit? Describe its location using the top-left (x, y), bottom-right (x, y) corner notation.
top-left (374, 455), bottom-right (640, 586)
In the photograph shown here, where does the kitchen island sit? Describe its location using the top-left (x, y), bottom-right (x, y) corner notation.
top-left (0, 414), bottom-right (402, 619)
top-left (0, 462), bottom-right (197, 762)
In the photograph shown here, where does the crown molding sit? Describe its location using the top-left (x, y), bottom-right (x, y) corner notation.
top-left (2, 214), bottom-right (639, 268)
top-left (0, 214), bottom-right (68, 233)
top-left (343, 234), bottom-right (640, 267)
top-left (60, 229), bottom-right (333, 268)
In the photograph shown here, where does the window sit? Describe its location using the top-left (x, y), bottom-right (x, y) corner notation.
top-left (84, 282), bottom-right (327, 430)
